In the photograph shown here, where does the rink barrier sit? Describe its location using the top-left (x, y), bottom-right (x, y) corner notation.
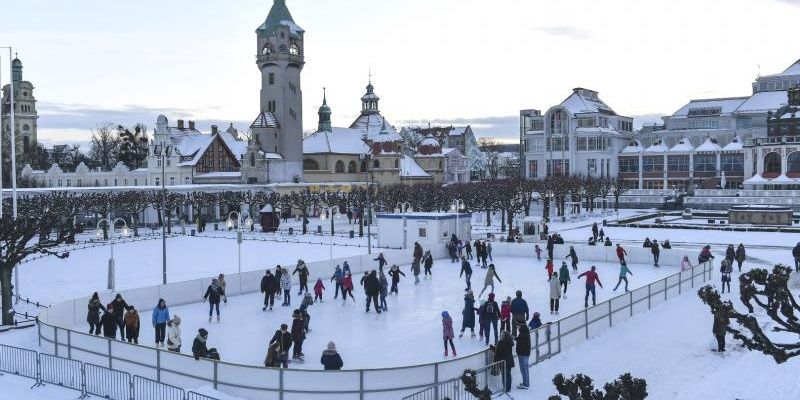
top-left (0, 344), bottom-right (38, 380)
top-left (401, 360), bottom-right (506, 400)
top-left (31, 242), bottom-right (710, 400)
top-left (38, 353), bottom-right (83, 393)
top-left (133, 375), bottom-right (186, 400)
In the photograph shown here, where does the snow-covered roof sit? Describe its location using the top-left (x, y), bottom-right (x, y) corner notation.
top-left (759, 59), bottom-right (800, 78)
top-left (668, 137), bottom-right (694, 152)
top-left (279, 20), bottom-right (304, 36)
top-left (171, 131), bottom-right (213, 167)
top-left (620, 140), bottom-right (644, 154)
top-left (743, 174), bottom-right (768, 184)
top-left (644, 140), bottom-right (669, 153)
top-left (771, 174), bottom-right (796, 184)
top-left (218, 131), bottom-right (247, 159)
top-left (442, 147), bottom-right (464, 157)
top-left (250, 111), bottom-right (280, 129)
top-left (400, 155), bottom-right (431, 178)
top-left (350, 113), bottom-right (402, 142)
top-left (448, 126), bottom-right (468, 136)
top-left (721, 137), bottom-right (744, 151)
top-left (671, 97), bottom-right (747, 117)
top-left (255, 0), bottom-right (303, 37)
top-left (694, 137), bottom-right (721, 152)
top-left (194, 171), bottom-right (242, 179)
top-left (419, 135), bottom-right (440, 148)
top-left (559, 89), bottom-right (617, 115)
top-left (303, 128), bottom-right (370, 155)
top-left (735, 91), bottom-right (789, 114)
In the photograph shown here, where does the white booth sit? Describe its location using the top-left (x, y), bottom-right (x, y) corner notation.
top-left (376, 212), bottom-right (472, 249)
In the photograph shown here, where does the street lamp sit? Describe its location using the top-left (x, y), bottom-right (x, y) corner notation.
top-left (359, 153), bottom-right (373, 254)
top-left (450, 199), bottom-right (465, 241)
top-left (226, 211), bottom-right (253, 289)
top-left (547, 191), bottom-right (555, 221)
top-left (319, 206), bottom-right (340, 267)
top-left (610, 184), bottom-right (619, 222)
top-left (95, 218), bottom-right (130, 291)
top-left (154, 144), bottom-right (173, 285)
top-left (394, 202), bottom-right (413, 249)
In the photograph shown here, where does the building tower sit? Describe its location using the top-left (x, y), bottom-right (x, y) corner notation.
top-left (318, 89), bottom-right (332, 132)
top-left (2, 56), bottom-right (38, 154)
top-left (251, 0), bottom-right (305, 182)
top-left (361, 81), bottom-right (380, 115)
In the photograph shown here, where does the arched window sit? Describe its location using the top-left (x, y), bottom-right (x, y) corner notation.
top-left (289, 43), bottom-right (300, 56)
top-left (764, 152), bottom-right (781, 178)
top-left (347, 161), bottom-right (357, 173)
top-left (360, 161), bottom-right (367, 173)
top-left (335, 160), bottom-right (345, 173)
top-left (373, 159), bottom-right (380, 169)
top-left (787, 152), bottom-right (800, 178)
top-left (262, 43), bottom-right (273, 55)
top-left (22, 124), bottom-right (29, 131)
top-left (394, 159), bottom-right (399, 169)
top-left (303, 158), bottom-right (319, 171)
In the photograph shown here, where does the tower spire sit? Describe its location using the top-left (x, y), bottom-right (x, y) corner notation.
top-left (318, 87), bottom-right (332, 132)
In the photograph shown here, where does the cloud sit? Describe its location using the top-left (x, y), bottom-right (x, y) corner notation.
top-left (631, 113), bottom-right (666, 130)
top-left (533, 25), bottom-right (592, 40)
top-left (397, 115), bottom-right (520, 142)
top-left (774, 0), bottom-right (800, 6)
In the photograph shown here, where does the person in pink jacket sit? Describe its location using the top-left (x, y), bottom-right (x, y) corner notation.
top-left (442, 311), bottom-right (457, 357)
top-left (313, 278), bottom-right (326, 302)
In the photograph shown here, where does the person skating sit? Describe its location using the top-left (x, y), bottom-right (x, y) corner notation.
top-left (459, 290), bottom-right (477, 337)
top-left (342, 261), bottom-right (352, 276)
top-left (613, 262), bottom-right (632, 292)
top-left (422, 250), bottom-right (434, 279)
top-left (491, 331), bottom-right (515, 393)
top-left (330, 265), bottom-right (344, 300)
top-left (293, 260), bottom-right (310, 296)
top-left (111, 294), bottom-right (130, 340)
top-left (203, 278), bottom-right (225, 323)
top-left (725, 244), bottom-right (736, 267)
top-left (500, 297), bottom-right (511, 332)
top-left (651, 240), bottom-right (661, 267)
top-left (559, 262), bottom-right (570, 298)
top-left (413, 242), bottom-right (424, 263)
top-left (280, 268), bottom-right (292, 307)
top-left (535, 245), bottom-right (542, 261)
top-left (477, 300), bottom-right (487, 341)
top-left (578, 266), bottom-right (603, 308)
top-left (460, 256), bottom-right (473, 291)
top-left (546, 235), bottom-right (555, 261)
top-left (192, 328), bottom-right (220, 361)
top-left (87, 292), bottom-right (106, 336)
top-left (410, 259), bottom-right (422, 284)
top-left (643, 238), bottom-right (652, 248)
top-left (275, 266), bottom-right (284, 302)
top-left (261, 270), bottom-right (279, 311)
top-left (388, 265), bottom-right (406, 295)
top-left (735, 244), bottom-right (746, 272)
top-left (712, 308), bottom-right (729, 352)
top-left (374, 253), bottom-right (388, 270)
top-left (510, 290), bottom-right (529, 336)
top-left (793, 242), bottom-right (800, 271)
top-left (364, 270), bottom-right (381, 313)
top-left (269, 324), bottom-right (293, 368)
top-left (483, 293), bottom-right (500, 345)
top-left (101, 303), bottom-right (117, 339)
top-left (321, 341), bottom-right (343, 370)
top-left (167, 316), bottom-right (182, 353)
top-left (549, 272), bottom-right (561, 315)
top-left (528, 312), bottom-right (542, 330)
top-left (566, 246), bottom-right (579, 271)
top-left (515, 321), bottom-right (531, 390)
top-left (479, 264), bottom-right (502, 297)
top-left (599, 227), bottom-right (605, 241)
top-left (124, 306), bottom-right (140, 344)
top-left (720, 259), bottom-right (733, 293)
top-left (290, 310), bottom-right (306, 362)
top-left (545, 259), bottom-right (554, 280)
top-left (152, 299), bottom-right (170, 347)
top-left (591, 222), bottom-right (599, 241)
top-left (465, 240), bottom-right (473, 260)
top-left (487, 242), bottom-right (493, 261)
top-left (313, 278), bottom-right (326, 302)
top-left (442, 311), bottom-right (457, 357)
top-left (448, 241), bottom-right (458, 263)
top-left (342, 271), bottom-right (355, 304)
top-left (379, 271), bottom-right (389, 311)
top-left (300, 293), bottom-right (314, 333)
top-left (681, 256), bottom-right (694, 271)
top-left (616, 243), bottom-right (627, 264)
top-left (217, 274), bottom-right (228, 304)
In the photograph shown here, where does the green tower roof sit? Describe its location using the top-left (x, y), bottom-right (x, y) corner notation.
top-left (256, 0), bottom-right (304, 37)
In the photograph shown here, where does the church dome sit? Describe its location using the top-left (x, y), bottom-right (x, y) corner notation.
top-left (417, 134), bottom-right (442, 155)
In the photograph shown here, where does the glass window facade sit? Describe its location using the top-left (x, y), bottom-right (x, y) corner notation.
top-left (667, 155), bottom-right (690, 172)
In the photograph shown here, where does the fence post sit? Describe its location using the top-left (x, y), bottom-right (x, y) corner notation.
top-left (359, 370), bottom-right (365, 400)
top-left (608, 300), bottom-right (612, 327)
top-left (67, 330), bottom-right (72, 359)
top-left (81, 362), bottom-right (87, 398)
top-left (156, 349), bottom-right (161, 382)
top-left (679, 272), bottom-right (682, 294)
top-left (692, 265), bottom-right (695, 288)
top-left (534, 329), bottom-right (540, 361)
top-left (213, 361), bottom-right (218, 390)
top-left (278, 368), bottom-right (283, 400)
top-left (37, 321), bottom-right (41, 348)
top-left (546, 324), bottom-right (552, 359)
top-left (629, 291), bottom-right (633, 317)
top-left (584, 309), bottom-right (589, 339)
top-left (108, 338), bottom-right (113, 369)
top-left (54, 328), bottom-right (59, 357)
top-left (434, 363), bottom-right (439, 400)
top-left (557, 321), bottom-right (562, 355)
top-left (664, 278), bottom-right (668, 301)
top-left (647, 284), bottom-right (651, 309)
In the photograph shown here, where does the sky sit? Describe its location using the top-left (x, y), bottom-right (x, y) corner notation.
top-left (1, 0), bottom-right (799, 147)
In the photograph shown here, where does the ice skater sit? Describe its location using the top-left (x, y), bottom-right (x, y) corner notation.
top-left (500, 297), bottom-right (512, 332)
top-left (720, 259), bottom-right (733, 293)
top-left (341, 272), bottom-right (355, 304)
top-left (364, 271), bottom-right (381, 313)
top-left (379, 271), bottom-right (389, 311)
top-left (545, 259), bottom-right (554, 280)
top-left (534, 245), bottom-right (542, 261)
top-left (388, 265), bottom-right (405, 295)
top-left (313, 278), bottom-right (325, 302)
top-left (613, 262), bottom-right (632, 292)
top-left (281, 268), bottom-right (292, 307)
top-left (479, 264), bottom-right (502, 297)
top-left (293, 260), bottom-right (309, 295)
top-left (483, 293), bottom-right (500, 345)
top-left (459, 290), bottom-right (476, 337)
top-left (616, 243), bottom-right (627, 264)
top-left (566, 246), bottom-right (579, 271)
top-left (460, 256), bottom-right (473, 291)
top-left (374, 252), bottom-right (388, 270)
top-left (217, 274), bottom-right (227, 304)
top-left (548, 272), bottom-right (560, 315)
top-left (330, 265), bottom-right (344, 300)
top-left (423, 250), bottom-right (434, 279)
top-left (410, 259), bottom-right (421, 284)
top-left (291, 310), bottom-right (306, 362)
top-left (651, 240), bottom-right (661, 267)
top-left (261, 270), bottom-right (279, 311)
top-left (203, 278), bottom-right (225, 323)
top-left (442, 311), bottom-right (457, 357)
top-left (559, 262), bottom-right (570, 298)
top-left (578, 266), bottom-right (603, 308)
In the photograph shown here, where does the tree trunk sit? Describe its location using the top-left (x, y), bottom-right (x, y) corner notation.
top-left (500, 209), bottom-right (506, 232)
top-left (167, 213), bottom-right (172, 234)
top-left (1, 267), bottom-right (14, 325)
top-left (132, 214), bottom-right (140, 237)
top-left (486, 210), bottom-right (491, 227)
top-left (157, 209), bottom-right (163, 227)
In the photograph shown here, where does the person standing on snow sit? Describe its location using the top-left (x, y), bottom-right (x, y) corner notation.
top-left (378, 271), bottom-right (389, 311)
top-left (269, 324), bottom-right (293, 368)
top-left (549, 272), bottom-right (561, 315)
top-left (500, 297), bottom-right (512, 333)
top-left (261, 270), bottom-right (279, 311)
top-left (364, 270), bottom-right (381, 313)
top-left (341, 271), bottom-right (355, 303)
top-left (330, 265), bottom-right (344, 300)
top-left (275, 266), bottom-right (284, 303)
top-left (559, 262), bottom-right (571, 298)
top-left (111, 294), bottom-right (130, 340)
top-left (203, 278), bottom-right (225, 323)
top-left (479, 264), bottom-right (502, 297)
top-left (410, 258), bottom-right (422, 284)
top-left (651, 240), bottom-right (661, 267)
top-left (313, 278), bottom-right (326, 302)
top-left (487, 242), bottom-right (493, 262)
top-left (152, 299), bottom-right (170, 347)
top-left (388, 265), bottom-right (406, 295)
top-left (321, 341), bottom-right (343, 370)
top-left (413, 242), bottom-right (424, 263)
top-left (510, 290), bottom-right (529, 336)
top-left (545, 259), bottom-right (554, 280)
top-left (591, 222), bottom-right (599, 241)
top-left (546, 235), bottom-right (555, 261)
top-left (720, 259), bottom-right (733, 293)
top-left (280, 268), bottom-right (292, 307)
top-left (725, 244), bottom-right (736, 266)
top-left (290, 310), bottom-right (306, 362)
top-left (491, 331), bottom-right (515, 393)
top-left (460, 256), bottom-right (473, 291)
top-left (535, 245), bottom-right (542, 261)
top-left (217, 274), bottom-right (228, 304)
top-left (735, 244), bottom-right (746, 272)
top-left (793, 243), bottom-right (800, 271)
top-left (616, 243), bottom-right (627, 264)
top-left (460, 290), bottom-right (477, 337)
top-left (515, 321), bottom-right (531, 390)
top-left (566, 246), bottom-right (579, 271)
top-left (124, 306), bottom-right (140, 344)
top-left (578, 266), bottom-right (603, 308)
top-left (87, 292), bottom-right (106, 336)
top-left (483, 293), bottom-right (500, 345)
top-left (681, 256), bottom-right (694, 272)
top-left (442, 311), bottom-right (457, 357)
top-left (613, 262), bottom-right (633, 292)
top-left (167, 316), bottom-right (182, 352)
top-left (423, 250), bottom-right (434, 279)
top-left (293, 260), bottom-right (310, 296)
top-left (300, 293), bottom-right (314, 333)
top-left (101, 303), bottom-right (117, 339)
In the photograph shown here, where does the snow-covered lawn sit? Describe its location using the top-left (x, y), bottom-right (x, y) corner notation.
top-left (67, 256), bottom-right (678, 369)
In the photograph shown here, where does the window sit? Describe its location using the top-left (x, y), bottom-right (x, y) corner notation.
top-left (360, 161), bottom-right (367, 172)
top-left (587, 158), bottom-right (596, 174)
top-left (694, 154), bottom-right (717, 172)
top-left (114, 179), bottom-right (118, 186)
top-left (721, 153), bottom-right (744, 174)
top-left (688, 119), bottom-right (719, 130)
top-left (184, 177), bottom-right (190, 184)
top-left (667, 155), bottom-right (690, 172)
top-left (133, 179), bottom-right (137, 186)
top-left (57, 180), bottom-right (62, 186)
top-left (262, 43), bottom-right (273, 55)
top-left (546, 137), bottom-right (569, 151)
top-left (418, 222), bottom-right (428, 238)
top-left (764, 152), bottom-right (781, 176)
top-left (169, 177), bottom-right (175, 186)
top-left (642, 156), bottom-right (664, 172)
top-left (576, 137), bottom-right (607, 151)
top-left (77, 179), bottom-right (82, 186)
top-left (736, 118), bottom-right (752, 129)
top-left (267, 100), bottom-right (277, 112)
top-left (528, 160), bottom-right (538, 178)
top-left (250, 153), bottom-right (256, 167)
top-left (155, 177), bottom-right (160, 186)
top-left (334, 160), bottom-right (345, 173)
top-left (269, 73), bottom-right (275, 85)
top-left (577, 117), bottom-right (595, 128)
top-left (619, 157), bottom-right (639, 173)
top-left (643, 180), bottom-right (664, 189)
top-left (394, 159), bottom-right (399, 169)
top-left (546, 159), bottom-right (569, 176)
top-left (687, 107), bottom-right (722, 117)
top-left (289, 43), bottom-right (300, 56)
top-left (617, 120), bottom-right (633, 132)
top-left (373, 159), bottom-right (380, 168)
top-left (157, 159), bottom-right (162, 167)
top-left (529, 119), bottom-right (544, 131)
top-left (787, 152), bottom-right (800, 176)
top-left (66, 179), bottom-right (71, 186)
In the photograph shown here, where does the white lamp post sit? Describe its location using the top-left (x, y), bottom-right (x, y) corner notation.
top-left (450, 199), bottom-right (465, 241)
top-left (319, 206), bottom-right (340, 267)
top-left (95, 218), bottom-right (131, 291)
top-left (226, 211), bottom-right (253, 289)
top-left (394, 202), bottom-right (413, 249)
top-left (153, 143), bottom-right (173, 285)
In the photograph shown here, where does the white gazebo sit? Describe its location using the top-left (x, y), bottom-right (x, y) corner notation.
top-left (376, 212), bottom-right (471, 249)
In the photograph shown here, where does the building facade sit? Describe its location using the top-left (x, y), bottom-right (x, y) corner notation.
top-left (2, 57), bottom-right (38, 154)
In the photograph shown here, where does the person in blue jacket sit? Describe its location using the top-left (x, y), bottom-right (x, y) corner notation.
top-left (510, 290), bottom-right (529, 336)
top-left (152, 298), bottom-right (170, 348)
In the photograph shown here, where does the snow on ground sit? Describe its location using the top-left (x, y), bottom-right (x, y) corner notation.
top-left (69, 256), bottom-right (677, 369)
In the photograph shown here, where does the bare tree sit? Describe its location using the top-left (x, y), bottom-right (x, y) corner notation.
top-left (89, 122), bottom-right (121, 171)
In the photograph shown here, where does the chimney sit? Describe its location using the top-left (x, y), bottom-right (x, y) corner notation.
top-left (211, 125), bottom-right (218, 134)
top-left (177, 119), bottom-right (185, 130)
top-left (188, 120), bottom-right (195, 131)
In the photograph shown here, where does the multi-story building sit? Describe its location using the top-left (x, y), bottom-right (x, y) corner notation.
top-left (2, 57), bottom-right (38, 154)
top-left (400, 125), bottom-right (481, 179)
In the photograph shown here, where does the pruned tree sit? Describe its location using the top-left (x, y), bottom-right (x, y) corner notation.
top-left (89, 122), bottom-right (120, 171)
top-left (288, 190), bottom-right (319, 234)
top-left (117, 124), bottom-right (149, 170)
top-left (611, 178), bottom-right (632, 212)
top-left (85, 192), bottom-right (121, 239)
top-left (118, 190), bottom-right (153, 236)
top-left (187, 191), bottom-right (218, 226)
top-left (548, 373), bottom-right (648, 400)
top-left (698, 265), bottom-right (800, 363)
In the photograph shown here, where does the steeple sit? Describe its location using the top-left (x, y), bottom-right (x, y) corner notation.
top-left (361, 79), bottom-right (380, 116)
top-left (11, 55), bottom-right (22, 82)
top-left (256, 0), bottom-right (303, 37)
top-left (318, 88), bottom-right (332, 132)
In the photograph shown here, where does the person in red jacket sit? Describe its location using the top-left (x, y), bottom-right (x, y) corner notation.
top-left (616, 244), bottom-right (627, 264)
top-left (578, 266), bottom-right (603, 308)
top-left (313, 278), bottom-right (325, 302)
top-left (341, 272), bottom-right (355, 304)
top-left (545, 259), bottom-right (554, 280)
top-left (499, 297), bottom-right (512, 332)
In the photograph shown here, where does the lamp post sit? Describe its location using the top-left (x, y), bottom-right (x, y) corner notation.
top-left (450, 199), bottom-right (465, 241)
top-left (394, 202), bottom-right (413, 249)
top-left (226, 211), bottom-right (254, 289)
top-left (95, 218), bottom-right (130, 291)
top-left (319, 206), bottom-right (340, 267)
top-left (547, 191), bottom-right (555, 221)
top-left (359, 153), bottom-right (373, 254)
top-left (2, 47), bottom-right (19, 302)
top-left (154, 144), bottom-right (173, 285)
top-left (610, 184), bottom-right (619, 222)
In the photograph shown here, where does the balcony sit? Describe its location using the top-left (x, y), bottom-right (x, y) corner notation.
top-left (748, 136), bottom-right (800, 146)
top-left (256, 53), bottom-right (304, 66)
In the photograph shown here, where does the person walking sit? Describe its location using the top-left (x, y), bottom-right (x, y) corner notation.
top-left (681, 256), bottom-right (694, 272)
top-left (735, 244), bottom-right (746, 272)
top-left (342, 271), bottom-right (355, 303)
top-left (275, 266), bottom-right (284, 303)
top-left (487, 242), bottom-right (493, 261)
top-left (500, 297), bottom-right (512, 333)
top-left (566, 246), bottom-right (579, 271)
top-left (388, 265), bottom-right (406, 295)
top-left (535, 245), bottom-right (542, 261)
top-left (442, 311), bottom-right (457, 357)
top-left (269, 324), bottom-right (293, 368)
top-left (515, 321), bottom-right (531, 390)
top-left (321, 341), bottom-right (343, 370)
top-left (591, 222), bottom-right (599, 241)
top-left (484, 293), bottom-right (500, 345)
top-left (111, 294), bottom-right (130, 340)
top-left (794, 242), bottom-right (800, 271)
top-left (459, 290), bottom-right (477, 337)
top-left (152, 299), bottom-right (170, 347)
top-left (379, 271), bottom-right (389, 311)
top-left (290, 309), bottom-right (306, 362)
top-left (423, 250), bottom-right (434, 279)
top-left (548, 272), bottom-right (561, 315)
top-left (510, 290), bottom-right (529, 336)
top-left (651, 240), bottom-right (661, 267)
top-left (578, 266), bottom-right (603, 308)
top-left (410, 259), bottom-right (422, 284)
top-left (492, 331), bottom-right (515, 393)
top-left (460, 256), bottom-right (473, 291)
top-left (559, 262), bottom-right (570, 298)
top-left (281, 268), bottom-right (292, 307)
top-left (203, 278), bottom-right (225, 323)
top-left (616, 243), bottom-right (627, 264)
top-left (545, 259), bottom-right (554, 280)
top-left (313, 278), bottom-right (326, 302)
top-left (413, 242), bottom-right (424, 263)
top-left (261, 270), bottom-right (279, 311)
top-left (720, 259), bottom-right (733, 293)
top-left (465, 240), bottom-right (473, 260)
top-left (300, 293), bottom-right (314, 333)
top-left (725, 244), bottom-right (736, 266)
top-left (713, 309), bottom-right (729, 352)
top-left (217, 274), bottom-right (228, 304)
top-left (330, 265), bottom-right (344, 300)
top-left (613, 262), bottom-right (633, 292)
top-left (101, 303), bottom-right (117, 339)
top-left (479, 264), bottom-right (502, 297)
top-left (364, 271), bottom-right (381, 313)
top-left (87, 292), bottom-right (106, 336)
top-left (374, 252), bottom-right (388, 270)
top-left (546, 235), bottom-right (555, 261)
top-left (477, 300), bottom-right (488, 341)
top-left (167, 316), bottom-right (182, 353)
top-left (124, 306), bottom-right (140, 344)
top-left (293, 260), bottom-right (310, 295)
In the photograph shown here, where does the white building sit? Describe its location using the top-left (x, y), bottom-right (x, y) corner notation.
top-left (376, 212), bottom-right (471, 249)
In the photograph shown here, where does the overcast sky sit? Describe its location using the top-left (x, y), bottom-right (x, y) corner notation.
top-left (2, 0), bottom-right (799, 146)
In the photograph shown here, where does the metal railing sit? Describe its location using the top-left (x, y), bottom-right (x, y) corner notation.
top-left (402, 360), bottom-right (506, 400)
top-left (0, 343), bottom-right (220, 400)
